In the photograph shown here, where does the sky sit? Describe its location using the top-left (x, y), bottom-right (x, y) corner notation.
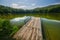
top-left (0, 0), bottom-right (60, 9)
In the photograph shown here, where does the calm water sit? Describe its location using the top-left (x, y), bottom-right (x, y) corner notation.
top-left (41, 18), bottom-right (60, 40)
top-left (10, 16), bottom-right (31, 26)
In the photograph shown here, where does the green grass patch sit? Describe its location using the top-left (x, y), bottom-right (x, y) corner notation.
top-left (0, 18), bottom-right (19, 40)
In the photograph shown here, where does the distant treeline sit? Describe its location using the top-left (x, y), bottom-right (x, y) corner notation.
top-left (0, 4), bottom-right (60, 15)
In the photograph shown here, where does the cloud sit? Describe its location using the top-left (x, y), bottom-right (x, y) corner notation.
top-left (31, 3), bottom-right (36, 6)
top-left (50, 2), bottom-right (60, 5)
top-left (41, 2), bottom-right (60, 7)
top-left (11, 3), bottom-right (18, 8)
top-left (25, 0), bottom-right (28, 1)
top-left (11, 3), bottom-right (27, 9)
top-left (10, 3), bottom-right (40, 9)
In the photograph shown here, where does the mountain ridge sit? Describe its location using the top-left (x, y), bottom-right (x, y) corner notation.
top-left (0, 4), bottom-right (60, 14)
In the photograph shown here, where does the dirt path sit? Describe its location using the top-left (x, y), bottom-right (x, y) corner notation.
top-left (13, 17), bottom-right (43, 40)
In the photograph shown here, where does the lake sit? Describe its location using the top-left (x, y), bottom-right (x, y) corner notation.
top-left (41, 18), bottom-right (60, 40)
top-left (10, 17), bottom-right (60, 40)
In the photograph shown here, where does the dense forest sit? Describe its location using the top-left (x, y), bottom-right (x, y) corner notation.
top-left (0, 4), bottom-right (60, 14)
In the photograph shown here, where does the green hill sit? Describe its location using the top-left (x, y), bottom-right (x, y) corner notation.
top-left (33, 4), bottom-right (60, 13)
top-left (0, 4), bottom-right (60, 14)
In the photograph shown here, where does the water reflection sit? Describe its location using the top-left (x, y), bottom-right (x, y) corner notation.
top-left (41, 18), bottom-right (60, 22)
top-left (41, 18), bottom-right (60, 40)
top-left (10, 16), bottom-right (31, 26)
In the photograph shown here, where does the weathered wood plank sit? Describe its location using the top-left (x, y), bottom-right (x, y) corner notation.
top-left (13, 17), bottom-right (43, 40)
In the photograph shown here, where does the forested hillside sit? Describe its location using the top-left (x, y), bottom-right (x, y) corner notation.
top-left (34, 4), bottom-right (60, 13)
top-left (0, 4), bottom-right (60, 14)
top-left (0, 4), bottom-right (60, 20)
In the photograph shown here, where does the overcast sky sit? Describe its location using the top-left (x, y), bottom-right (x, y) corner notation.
top-left (0, 0), bottom-right (60, 9)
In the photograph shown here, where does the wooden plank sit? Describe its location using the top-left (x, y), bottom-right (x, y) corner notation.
top-left (13, 17), bottom-right (43, 40)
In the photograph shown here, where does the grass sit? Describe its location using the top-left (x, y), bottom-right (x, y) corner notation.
top-left (0, 13), bottom-right (41, 19)
top-left (0, 13), bottom-right (60, 20)
top-left (40, 13), bottom-right (60, 20)
top-left (0, 18), bottom-right (19, 40)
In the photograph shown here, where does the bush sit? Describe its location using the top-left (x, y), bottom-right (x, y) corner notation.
top-left (0, 19), bottom-right (19, 40)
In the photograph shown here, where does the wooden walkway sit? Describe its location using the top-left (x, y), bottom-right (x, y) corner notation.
top-left (13, 17), bottom-right (43, 40)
